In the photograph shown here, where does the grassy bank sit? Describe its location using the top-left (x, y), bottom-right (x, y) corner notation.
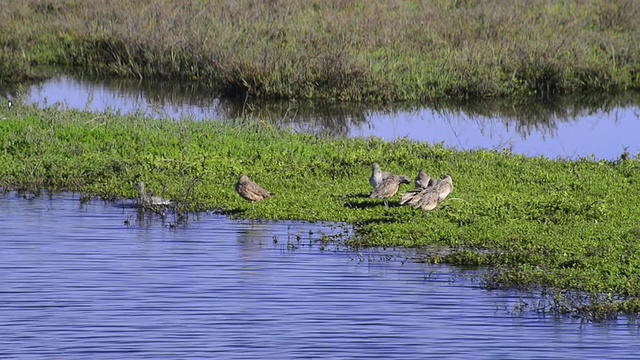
top-left (1, 0), bottom-right (640, 100)
top-left (2, 103), bottom-right (640, 320)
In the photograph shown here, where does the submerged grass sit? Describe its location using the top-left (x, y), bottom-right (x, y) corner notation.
top-left (1, 0), bottom-right (640, 100)
top-left (2, 103), bottom-right (640, 319)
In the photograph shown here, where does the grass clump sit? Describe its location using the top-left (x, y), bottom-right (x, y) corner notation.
top-left (1, 0), bottom-right (640, 100)
top-left (2, 103), bottom-right (640, 320)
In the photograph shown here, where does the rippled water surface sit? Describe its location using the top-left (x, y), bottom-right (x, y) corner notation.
top-left (11, 76), bottom-right (640, 160)
top-left (1, 193), bottom-right (640, 359)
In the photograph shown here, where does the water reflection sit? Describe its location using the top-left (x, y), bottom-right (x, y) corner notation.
top-left (2, 76), bottom-right (640, 159)
top-left (361, 95), bottom-right (640, 160)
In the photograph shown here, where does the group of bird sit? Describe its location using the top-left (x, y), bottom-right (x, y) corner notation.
top-left (368, 163), bottom-right (453, 214)
top-left (135, 163), bottom-right (452, 217)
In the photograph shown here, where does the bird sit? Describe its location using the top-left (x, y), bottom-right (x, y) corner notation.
top-left (399, 188), bottom-right (422, 207)
top-left (369, 163), bottom-right (393, 189)
top-left (399, 171), bottom-right (437, 206)
top-left (399, 174), bottom-right (454, 216)
top-left (415, 188), bottom-right (441, 213)
top-left (135, 181), bottom-right (172, 208)
top-left (414, 170), bottom-right (436, 189)
top-left (235, 175), bottom-right (272, 212)
top-left (434, 175), bottom-right (454, 202)
top-left (369, 175), bottom-right (411, 209)
top-left (399, 187), bottom-right (440, 216)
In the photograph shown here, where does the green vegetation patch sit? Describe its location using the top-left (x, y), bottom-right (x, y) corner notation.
top-left (2, 103), bottom-right (640, 320)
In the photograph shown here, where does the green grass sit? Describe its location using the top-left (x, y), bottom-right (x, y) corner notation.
top-left (2, 103), bottom-right (640, 320)
top-left (1, 0), bottom-right (640, 100)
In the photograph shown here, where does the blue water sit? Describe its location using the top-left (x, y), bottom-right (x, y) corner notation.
top-left (356, 105), bottom-right (640, 161)
top-left (7, 76), bottom-right (639, 160)
top-left (1, 193), bottom-right (639, 359)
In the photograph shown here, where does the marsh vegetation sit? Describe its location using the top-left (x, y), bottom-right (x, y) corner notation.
top-left (1, 0), bottom-right (640, 100)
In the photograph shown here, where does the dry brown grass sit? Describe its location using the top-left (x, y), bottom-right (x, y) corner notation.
top-left (1, 0), bottom-right (640, 100)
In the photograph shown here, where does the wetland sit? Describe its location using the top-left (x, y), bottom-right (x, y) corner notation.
top-left (1, 91), bottom-right (640, 320)
top-left (2, 0), bottom-right (640, 331)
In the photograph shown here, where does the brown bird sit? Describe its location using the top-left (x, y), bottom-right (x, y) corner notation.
top-left (135, 181), bottom-right (172, 208)
top-left (399, 171), bottom-right (436, 206)
top-left (399, 187), bottom-right (440, 217)
top-left (235, 175), bottom-right (272, 212)
top-left (399, 174), bottom-right (454, 217)
top-left (416, 188), bottom-right (440, 213)
top-left (414, 170), bottom-right (436, 189)
top-left (369, 163), bottom-right (393, 189)
top-left (398, 188), bottom-right (422, 207)
top-left (434, 175), bottom-right (454, 202)
top-left (369, 175), bottom-right (411, 209)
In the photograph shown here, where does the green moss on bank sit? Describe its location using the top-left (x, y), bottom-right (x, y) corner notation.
top-left (2, 103), bottom-right (640, 319)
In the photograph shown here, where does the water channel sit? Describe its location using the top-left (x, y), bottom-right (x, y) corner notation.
top-left (4, 76), bottom-right (640, 160)
top-left (2, 193), bottom-right (640, 359)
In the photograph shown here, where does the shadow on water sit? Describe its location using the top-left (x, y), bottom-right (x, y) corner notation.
top-left (2, 75), bottom-right (640, 159)
top-left (433, 94), bottom-right (639, 139)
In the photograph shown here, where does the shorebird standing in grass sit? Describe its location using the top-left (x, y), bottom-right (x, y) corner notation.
top-left (399, 187), bottom-right (440, 217)
top-left (434, 175), bottom-right (454, 202)
top-left (415, 188), bottom-right (440, 213)
top-left (399, 170), bottom-right (436, 207)
top-left (369, 163), bottom-right (393, 189)
top-left (414, 170), bottom-right (436, 189)
top-left (235, 175), bottom-right (272, 212)
top-left (369, 175), bottom-right (411, 209)
top-left (399, 174), bottom-right (454, 217)
top-left (135, 181), bottom-right (172, 208)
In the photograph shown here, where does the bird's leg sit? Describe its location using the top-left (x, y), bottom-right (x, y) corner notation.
top-left (251, 202), bottom-right (255, 213)
top-left (384, 199), bottom-right (389, 209)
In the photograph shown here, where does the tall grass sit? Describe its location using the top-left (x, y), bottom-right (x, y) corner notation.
top-left (1, 0), bottom-right (640, 100)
